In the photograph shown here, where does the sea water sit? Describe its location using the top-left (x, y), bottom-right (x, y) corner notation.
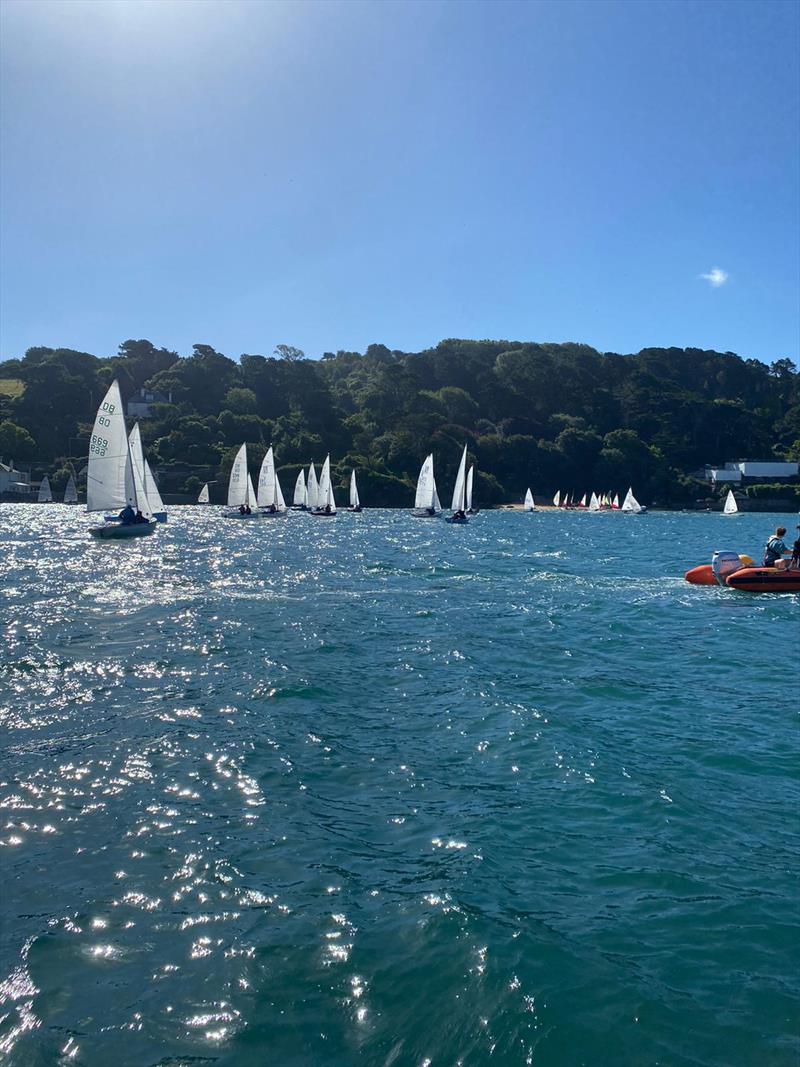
top-left (0, 505), bottom-right (797, 1066)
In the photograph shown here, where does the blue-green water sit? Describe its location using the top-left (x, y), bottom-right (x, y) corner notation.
top-left (1, 505), bottom-right (798, 1067)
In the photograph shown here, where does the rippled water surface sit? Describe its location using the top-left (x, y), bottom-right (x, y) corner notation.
top-left (1, 504), bottom-right (798, 1066)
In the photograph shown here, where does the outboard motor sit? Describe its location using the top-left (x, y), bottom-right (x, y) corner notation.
top-left (711, 550), bottom-right (744, 587)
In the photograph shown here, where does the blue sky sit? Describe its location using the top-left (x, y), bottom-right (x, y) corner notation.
top-left (1, 0), bottom-right (798, 364)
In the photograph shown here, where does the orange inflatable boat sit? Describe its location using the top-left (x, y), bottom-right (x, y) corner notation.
top-left (725, 568), bottom-right (800, 593)
top-left (684, 554), bottom-right (754, 587)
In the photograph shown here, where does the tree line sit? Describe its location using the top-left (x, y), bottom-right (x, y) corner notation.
top-left (0, 338), bottom-right (797, 506)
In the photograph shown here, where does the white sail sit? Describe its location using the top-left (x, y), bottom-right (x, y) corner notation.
top-left (198, 483), bottom-right (210, 504)
top-left (621, 487), bottom-right (642, 513)
top-left (450, 445), bottom-right (468, 512)
top-left (293, 469), bottom-right (306, 506)
top-left (275, 471), bottom-right (286, 509)
top-left (247, 473), bottom-right (256, 507)
top-left (349, 469), bottom-right (360, 508)
top-left (612, 493), bottom-right (620, 509)
top-left (87, 380), bottom-right (135, 513)
top-left (465, 465), bottom-right (474, 511)
top-left (524, 488), bottom-right (535, 511)
top-left (723, 489), bottom-right (738, 515)
top-left (38, 475), bottom-right (52, 503)
top-left (432, 483), bottom-right (441, 512)
top-left (144, 460), bottom-right (164, 514)
top-left (589, 491), bottom-right (601, 511)
top-left (579, 493), bottom-right (587, 507)
top-left (316, 455), bottom-right (337, 512)
top-left (227, 444), bottom-right (249, 508)
top-left (257, 446), bottom-right (277, 508)
top-left (414, 454), bottom-right (436, 510)
top-left (553, 490), bottom-right (561, 507)
top-left (63, 474), bottom-right (78, 503)
top-left (127, 424), bottom-right (153, 516)
top-left (307, 463), bottom-right (319, 510)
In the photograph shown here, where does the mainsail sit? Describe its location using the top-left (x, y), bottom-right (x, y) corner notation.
top-left (450, 445), bottom-right (468, 512)
top-left (227, 444), bottom-right (252, 508)
top-left (198, 483), bottom-right (210, 504)
top-left (87, 380), bottom-right (136, 513)
top-left (316, 455), bottom-right (337, 512)
top-left (293, 469), bottom-right (306, 507)
top-left (38, 476), bottom-right (52, 503)
top-left (553, 490), bottom-right (561, 507)
top-left (349, 469), bottom-right (360, 509)
top-left (524, 488), bottom-right (535, 511)
top-left (144, 461), bottom-right (164, 514)
top-left (63, 474), bottom-right (78, 504)
top-left (621, 487), bottom-right (642, 513)
top-left (465, 465), bottom-right (474, 511)
top-left (723, 489), bottom-right (738, 515)
top-left (414, 454), bottom-right (436, 510)
top-left (307, 463), bottom-right (319, 510)
top-left (588, 492), bottom-right (601, 511)
top-left (127, 424), bottom-right (153, 516)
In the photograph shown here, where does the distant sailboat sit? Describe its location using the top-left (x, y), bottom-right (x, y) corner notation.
top-left (411, 454), bottom-right (441, 517)
top-left (612, 493), bottom-right (620, 510)
top-left (465, 464), bottom-right (478, 514)
top-left (63, 474), bottom-right (78, 504)
top-left (553, 490), bottom-right (561, 508)
top-left (621, 487), bottom-right (645, 514)
top-left (524, 488), bottom-right (536, 512)
top-left (87, 380), bottom-right (156, 539)
top-left (223, 443), bottom-right (258, 518)
top-left (723, 489), bottom-right (739, 516)
top-left (307, 463), bottom-right (319, 512)
top-left (197, 483), bottom-right (210, 504)
top-left (312, 455), bottom-right (337, 516)
top-left (446, 444), bottom-right (469, 524)
top-left (348, 469), bottom-right (362, 512)
top-left (578, 493), bottom-right (587, 508)
top-left (38, 475), bottom-right (52, 503)
top-left (127, 424), bottom-right (167, 522)
top-left (292, 469), bottom-right (307, 509)
top-left (257, 446), bottom-right (287, 516)
top-left (588, 491), bottom-right (601, 512)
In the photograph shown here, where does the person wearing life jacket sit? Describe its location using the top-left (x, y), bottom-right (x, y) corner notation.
top-left (118, 503), bottom-right (136, 525)
top-left (763, 526), bottom-right (789, 567)
top-left (790, 525), bottom-right (800, 570)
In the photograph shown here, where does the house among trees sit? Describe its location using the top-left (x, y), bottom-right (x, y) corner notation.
top-left (0, 460), bottom-right (31, 495)
top-left (127, 387), bottom-right (172, 419)
top-left (699, 460), bottom-right (799, 485)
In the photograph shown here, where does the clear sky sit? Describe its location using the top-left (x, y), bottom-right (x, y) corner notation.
top-left (1, 0), bottom-right (798, 364)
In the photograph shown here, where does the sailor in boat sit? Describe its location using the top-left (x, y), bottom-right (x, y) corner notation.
top-left (763, 526), bottom-right (790, 567)
top-left (449, 508), bottom-right (468, 524)
top-left (239, 503), bottom-right (252, 515)
top-left (134, 508), bottom-right (148, 524)
top-left (119, 503), bottom-right (136, 525)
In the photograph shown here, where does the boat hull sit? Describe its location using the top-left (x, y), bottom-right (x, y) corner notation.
top-left (726, 568), bottom-right (800, 593)
top-left (90, 521), bottom-right (156, 540)
top-left (153, 511), bottom-right (168, 523)
top-left (257, 508), bottom-right (288, 518)
top-left (410, 509), bottom-right (440, 518)
top-left (310, 510), bottom-right (337, 518)
top-left (222, 508), bottom-right (262, 519)
top-left (446, 516), bottom-right (469, 525)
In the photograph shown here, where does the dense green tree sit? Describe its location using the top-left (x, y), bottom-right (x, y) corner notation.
top-left (0, 420), bottom-right (36, 461)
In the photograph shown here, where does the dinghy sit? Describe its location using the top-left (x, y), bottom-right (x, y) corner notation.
top-left (411, 454), bottom-right (441, 517)
top-left (312, 455), bottom-right (337, 516)
top-left (292, 469), bottom-right (307, 510)
top-left (524, 488), bottom-right (536, 512)
top-left (723, 489), bottom-right (739, 516)
top-left (222, 444), bottom-right (259, 518)
top-left (129, 424), bottom-right (167, 522)
top-left (465, 464), bottom-right (478, 514)
top-left (197, 483), bottom-right (210, 504)
top-left (553, 490), bottom-right (561, 508)
top-left (63, 474), bottom-right (78, 504)
top-left (257, 446), bottom-right (288, 516)
top-left (38, 475), bottom-right (52, 503)
top-left (621, 487), bottom-right (645, 514)
top-left (307, 463), bottom-right (319, 512)
top-left (588, 491), bottom-right (601, 512)
top-left (87, 380), bottom-right (156, 539)
top-left (446, 444), bottom-right (469, 524)
top-left (348, 469), bottom-right (362, 512)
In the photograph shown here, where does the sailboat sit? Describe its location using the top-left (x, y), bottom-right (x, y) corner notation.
top-left (38, 475), bottom-right (52, 503)
top-left (128, 424), bottom-right (167, 522)
top-left (588, 491), bottom-right (601, 512)
top-left (348, 469), bottom-right (362, 512)
top-left (553, 490), bottom-right (561, 508)
top-left (621, 487), bottom-right (645, 514)
top-left (292, 469), bottom-right (307, 510)
top-left (446, 444), bottom-right (469, 524)
top-left (465, 465), bottom-right (478, 514)
top-left (223, 444), bottom-right (259, 518)
top-left (306, 463), bottom-right (319, 512)
top-left (411, 454), bottom-right (441, 517)
top-left (257, 446), bottom-right (287, 516)
top-left (197, 483), bottom-right (210, 504)
top-left (524, 488), bottom-right (536, 512)
top-left (312, 455), bottom-right (337, 516)
top-left (611, 493), bottom-right (621, 510)
top-left (723, 489), bottom-right (739, 516)
top-left (87, 380), bottom-right (156, 539)
top-left (63, 474), bottom-right (78, 504)
top-left (578, 493), bottom-right (587, 509)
